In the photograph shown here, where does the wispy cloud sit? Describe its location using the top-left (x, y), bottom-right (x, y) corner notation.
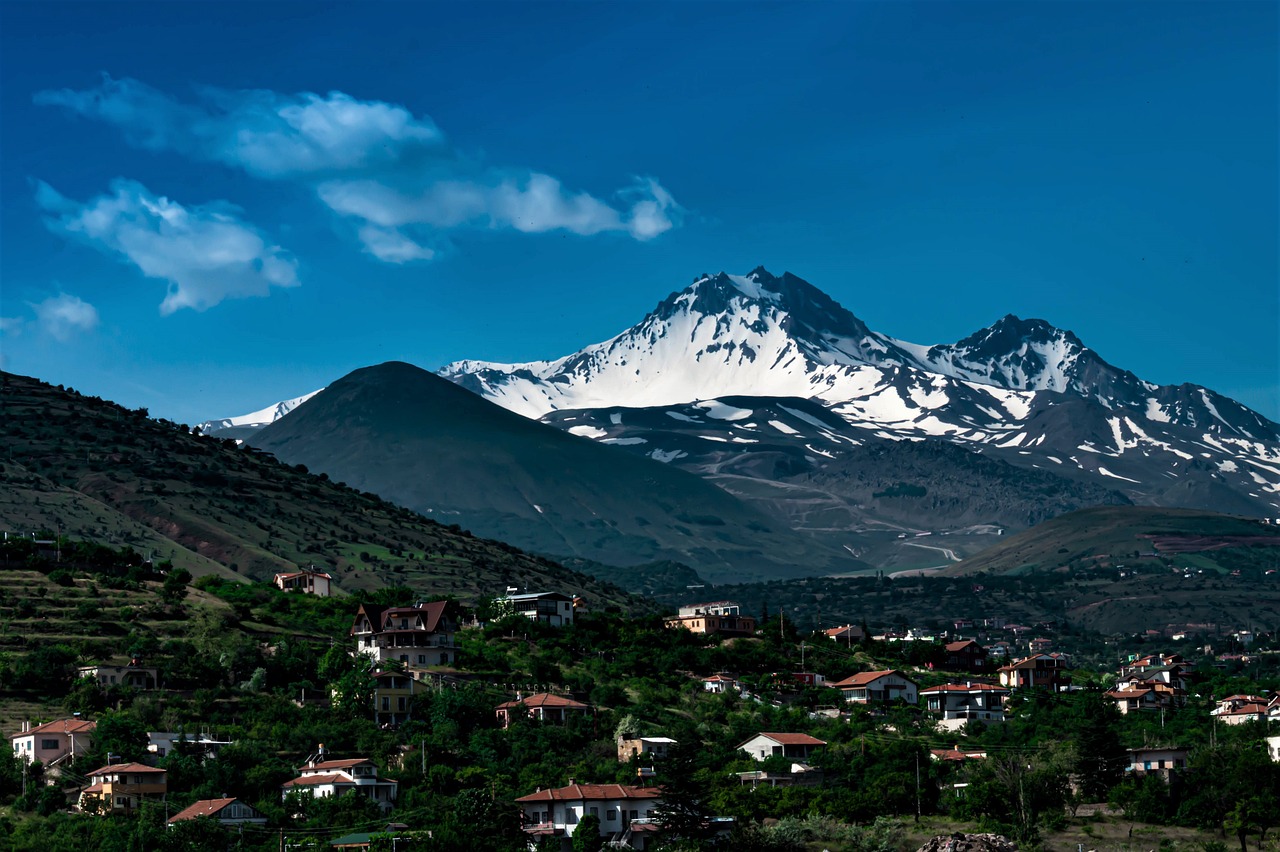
top-left (0, 316), bottom-right (25, 335)
top-left (37, 76), bottom-right (683, 262)
top-left (36, 76), bottom-right (444, 178)
top-left (36, 179), bottom-right (299, 314)
top-left (30, 293), bottom-right (99, 341)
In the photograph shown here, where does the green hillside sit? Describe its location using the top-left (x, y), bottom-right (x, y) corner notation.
top-left (0, 371), bottom-right (638, 609)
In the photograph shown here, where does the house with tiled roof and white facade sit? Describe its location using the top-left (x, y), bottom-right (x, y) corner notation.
top-left (10, 718), bottom-right (96, 767)
top-left (281, 751), bottom-right (397, 811)
top-left (920, 682), bottom-right (1009, 730)
top-left (495, 693), bottom-right (592, 729)
top-left (516, 781), bottom-right (663, 850)
top-left (350, 601), bottom-right (458, 669)
top-left (737, 732), bottom-right (826, 762)
top-left (78, 763), bottom-right (167, 814)
top-left (168, 797), bottom-right (267, 827)
top-left (829, 670), bottom-right (919, 705)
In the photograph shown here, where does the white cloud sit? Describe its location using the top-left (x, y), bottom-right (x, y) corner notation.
top-left (36, 76), bottom-right (444, 178)
top-left (36, 179), bottom-right (299, 314)
top-left (0, 316), bottom-right (25, 335)
top-left (37, 77), bottom-right (683, 263)
top-left (31, 294), bottom-right (99, 341)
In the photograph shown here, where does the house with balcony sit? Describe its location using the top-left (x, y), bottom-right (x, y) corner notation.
top-left (516, 782), bottom-right (663, 850)
top-left (350, 601), bottom-right (458, 668)
top-left (830, 670), bottom-right (919, 705)
top-left (281, 752), bottom-right (397, 811)
top-left (370, 669), bottom-right (423, 727)
top-left (274, 568), bottom-right (333, 596)
top-left (920, 683), bottom-right (1009, 730)
top-left (147, 730), bottom-right (232, 761)
top-left (10, 718), bottom-right (96, 768)
top-left (497, 591), bottom-right (576, 627)
top-left (495, 693), bottom-right (592, 729)
top-left (997, 654), bottom-right (1070, 691)
top-left (737, 732), bottom-right (826, 762)
top-left (79, 763), bottom-right (167, 814)
top-left (664, 602), bottom-right (757, 637)
top-left (617, 735), bottom-right (677, 763)
top-left (168, 797), bottom-right (267, 827)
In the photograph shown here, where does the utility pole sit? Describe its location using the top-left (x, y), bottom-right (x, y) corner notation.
top-left (915, 751), bottom-right (921, 823)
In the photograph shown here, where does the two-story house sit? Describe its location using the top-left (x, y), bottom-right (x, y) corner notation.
top-left (943, 640), bottom-right (989, 673)
top-left (79, 763), bottom-right (167, 813)
top-left (664, 602), bottom-right (757, 638)
top-left (617, 735), bottom-right (677, 763)
top-left (350, 601), bottom-right (458, 668)
top-left (1126, 747), bottom-right (1189, 779)
top-left (997, 654), bottom-right (1070, 691)
top-left (516, 782), bottom-right (663, 851)
top-left (920, 683), bottom-right (1009, 730)
top-left (830, 670), bottom-right (919, 705)
top-left (77, 662), bottom-right (158, 690)
top-left (281, 752), bottom-right (397, 811)
top-left (497, 591), bottom-right (576, 627)
top-left (495, 693), bottom-right (592, 729)
top-left (10, 718), bottom-right (96, 767)
top-left (371, 669), bottom-right (423, 727)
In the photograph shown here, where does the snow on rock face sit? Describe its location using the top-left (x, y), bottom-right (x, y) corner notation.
top-left (199, 389), bottom-right (325, 432)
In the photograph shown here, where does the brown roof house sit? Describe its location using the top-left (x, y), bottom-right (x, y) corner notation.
top-left (737, 732), bottom-right (826, 762)
top-left (830, 670), bottom-right (919, 705)
top-left (281, 751), bottom-right (397, 812)
top-left (943, 640), bottom-right (989, 673)
top-left (168, 797), bottom-right (267, 827)
top-left (997, 654), bottom-right (1071, 691)
top-left (350, 601), bottom-right (458, 668)
top-left (496, 693), bottom-right (592, 729)
top-left (516, 782), bottom-right (663, 851)
top-left (920, 682), bottom-right (1009, 730)
top-left (664, 602), bottom-right (757, 637)
top-left (10, 718), bottom-right (96, 768)
top-left (274, 569), bottom-right (333, 596)
top-left (79, 763), bottom-right (167, 814)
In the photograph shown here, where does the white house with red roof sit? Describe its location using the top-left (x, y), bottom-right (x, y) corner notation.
top-left (515, 781), bottom-right (663, 850)
top-left (350, 601), bottom-right (457, 668)
top-left (10, 718), bottom-right (96, 766)
top-left (281, 751), bottom-right (397, 811)
top-left (737, 732), bottom-right (826, 762)
top-left (829, 670), bottom-right (918, 705)
top-left (920, 682), bottom-right (1009, 730)
top-left (495, 693), bottom-right (592, 729)
top-left (168, 797), bottom-right (267, 827)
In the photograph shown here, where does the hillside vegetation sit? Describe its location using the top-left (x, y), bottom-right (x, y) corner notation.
top-left (0, 372), bottom-right (638, 609)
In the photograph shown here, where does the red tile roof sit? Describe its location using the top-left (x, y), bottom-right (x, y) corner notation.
top-left (87, 762), bottom-right (166, 777)
top-left (11, 719), bottom-right (96, 738)
top-left (515, 783), bottom-right (662, 803)
top-left (306, 758), bottom-right (373, 771)
top-left (283, 773), bottom-right (348, 787)
top-left (920, 683), bottom-right (1008, 694)
top-left (945, 640), bottom-right (982, 652)
top-left (750, 732), bottom-right (827, 747)
top-left (168, 797), bottom-right (238, 823)
top-left (497, 693), bottom-right (590, 710)
top-left (830, 669), bottom-right (906, 687)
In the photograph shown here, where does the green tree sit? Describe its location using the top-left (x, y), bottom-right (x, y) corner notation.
top-left (572, 812), bottom-right (604, 852)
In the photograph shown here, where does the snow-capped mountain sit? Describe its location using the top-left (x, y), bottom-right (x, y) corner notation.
top-left (198, 389), bottom-right (324, 435)
top-left (441, 267), bottom-right (1280, 516)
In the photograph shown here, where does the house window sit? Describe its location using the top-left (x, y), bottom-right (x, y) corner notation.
top-left (382, 697), bottom-right (391, 711)
top-left (41, 739), bottom-right (59, 750)
top-left (606, 809), bottom-right (617, 821)
top-left (590, 807), bottom-right (598, 817)
top-left (418, 655), bottom-right (427, 664)
top-left (116, 797), bottom-right (128, 807)
top-left (399, 655), bottom-right (409, 663)
top-left (398, 697), bottom-right (407, 712)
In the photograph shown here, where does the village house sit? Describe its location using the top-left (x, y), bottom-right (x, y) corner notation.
top-left (516, 782), bottom-right (664, 851)
top-left (617, 734), bottom-right (677, 763)
top-left (79, 763), bottom-right (167, 814)
top-left (350, 601), bottom-right (458, 668)
top-left (943, 640), bottom-right (989, 673)
top-left (1126, 747), bottom-right (1189, 779)
top-left (1267, 735), bottom-right (1280, 763)
top-left (1214, 700), bottom-right (1270, 726)
top-left (930, 746), bottom-right (989, 763)
top-left (77, 662), bottom-right (159, 690)
top-left (495, 693), bottom-right (592, 729)
top-left (281, 752), bottom-right (397, 811)
top-left (1027, 637), bottom-right (1054, 655)
top-left (920, 683), bottom-right (1009, 730)
top-left (737, 732), bottom-right (826, 762)
top-left (664, 602), bottom-right (757, 637)
top-left (147, 730), bottom-right (232, 761)
top-left (1106, 684), bottom-right (1183, 715)
top-left (497, 591), bottom-right (576, 626)
top-left (702, 673), bottom-right (741, 694)
top-left (736, 762), bottom-right (823, 788)
top-left (825, 624), bottom-right (867, 644)
top-left (10, 718), bottom-right (95, 767)
top-left (997, 654), bottom-right (1070, 691)
top-left (168, 797), bottom-right (267, 828)
top-left (273, 568), bottom-right (333, 596)
top-left (370, 669), bottom-right (423, 727)
top-left (830, 670), bottom-right (919, 705)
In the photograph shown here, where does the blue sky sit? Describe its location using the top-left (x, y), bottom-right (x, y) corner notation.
top-left (2, 1), bottom-right (1276, 424)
